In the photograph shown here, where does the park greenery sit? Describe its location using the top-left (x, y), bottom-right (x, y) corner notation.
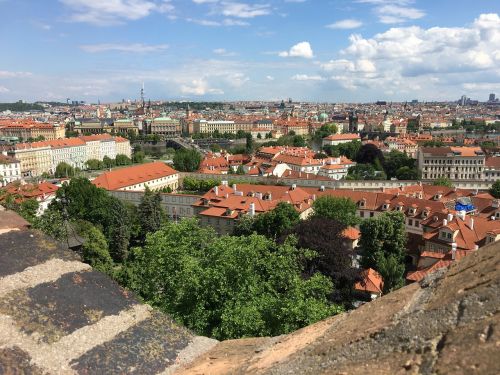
top-left (3, 176), bottom-right (409, 340)
top-left (173, 148), bottom-right (202, 172)
top-left (489, 180), bottom-right (500, 198)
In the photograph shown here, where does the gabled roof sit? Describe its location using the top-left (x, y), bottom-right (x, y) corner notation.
top-left (91, 162), bottom-right (178, 190)
top-left (354, 268), bottom-right (384, 294)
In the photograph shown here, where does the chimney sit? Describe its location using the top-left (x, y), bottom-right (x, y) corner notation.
top-left (256, 192), bottom-right (263, 199)
top-left (249, 203), bottom-right (255, 216)
top-left (474, 244), bottom-right (479, 250)
top-left (222, 180), bottom-right (228, 186)
top-left (469, 218), bottom-right (474, 230)
top-left (312, 194), bottom-right (316, 201)
top-left (320, 185), bottom-right (325, 191)
top-left (443, 219), bottom-right (448, 226)
top-left (232, 183), bottom-right (237, 191)
top-left (214, 186), bottom-right (218, 195)
top-left (447, 213), bottom-right (453, 222)
top-left (291, 184), bottom-right (297, 190)
top-left (451, 243), bottom-right (457, 260)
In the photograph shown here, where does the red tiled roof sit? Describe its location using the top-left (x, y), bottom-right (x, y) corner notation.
top-left (91, 162), bottom-right (178, 190)
top-left (354, 268), bottom-right (384, 294)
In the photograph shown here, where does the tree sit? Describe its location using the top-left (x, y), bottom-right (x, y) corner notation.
top-left (133, 150), bottom-right (145, 164)
top-left (210, 144), bottom-right (222, 153)
top-left (138, 188), bottom-right (165, 239)
top-left (116, 154), bottom-right (132, 166)
top-left (359, 211), bottom-right (406, 293)
top-left (383, 150), bottom-right (415, 179)
top-left (311, 196), bottom-right (359, 227)
top-left (76, 220), bottom-right (114, 273)
top-left (86, 159), bottom-right (103, 170)
top-left (323, 140), bottom-right (361, 161)
top-left (173, 149), bottom-right (202, 172)
top-left (347, 163), bottom-right (386, 180)
top-left (125, 219), bottom-right (340, 340)
top-left (55, 162), bottom-right (75, 178)
top-left (31, 207), bottom-right (68, 241)
top-left (245, 133), bottom-right (254, 154)
top-left (292, 135), bottom-right (306, 147)
top-left (235, 165), bottom-right (245, 175)
top-left (313, 123), bottom-right (338, 142)
top-left (395, 166), bottom-right (419, 180)
top-left (18, 199), bottom-right (39, 222)
top-left (251, 202), bottom-right (300, 239)
top-left (281, 217), bottom-right (360, 303)
top-left (356, 144), bottom-right (384, 166)
top-left (103, 156), bottom-right (116, 169)
top-left (257, 133), bottom-right (262, 139)
top-left (433, 177), bottom-right (453, 188)
top-left (490, 180), bottom-right (500, 198)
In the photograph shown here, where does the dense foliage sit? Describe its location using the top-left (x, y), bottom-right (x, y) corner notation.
top-left (123, 219), bottom-right (341, 340)
top-left (173, 149), bottom-right (202, 172)
top-left (311, 196), bottom-right (360, 227)
top-left (433, 177), bottom-right (454, 188)
top-left (359, 211), bottom-right (407, 292)
top-left (490, 180), bottom-right (500, 199)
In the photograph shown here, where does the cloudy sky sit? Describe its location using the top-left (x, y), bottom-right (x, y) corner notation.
top-left (0, 0), bottom-right (499, 103)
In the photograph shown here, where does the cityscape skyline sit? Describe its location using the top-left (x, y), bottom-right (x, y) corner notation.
top-left (0, 0), bottom-right (499, 103)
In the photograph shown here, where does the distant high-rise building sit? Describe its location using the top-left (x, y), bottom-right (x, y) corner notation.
top-left (489, 93), bottom-right (496, 102)
top-left (460, 95), bottom-right (467, 106)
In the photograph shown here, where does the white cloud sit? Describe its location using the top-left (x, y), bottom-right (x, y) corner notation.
top-left (291, 74), bottom-right (325, 81)
top-left (187, 17), bottom-right (249, 26)
top-left (318, 13), bottom-right (500, 98)
top-left (213, 48), bottom-right (237, 56)
top-left (180, 79), bottom-right (224, 95)
top-left (0, 86), bottom-right (9, 93)
top-left (80, 43), bottom-right (169, 53)
top-left (279, 41), bottom-right (314, 58)
top-left (220, 2), bottom-right (271, 18)
top-left (59, 0), bottom-right (174, 25)
top-left (355, 0), bottom-right (424, 24)
top-left (326, 19), bottom-right (362, 29)
top-left (0, 71), bottom-right (33, 78)
top-left (266, 75), bottom-right (275, 80)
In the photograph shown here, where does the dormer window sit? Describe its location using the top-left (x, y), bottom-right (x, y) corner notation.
top-left (409, 207), bottom-right (416, 215)
top-left (382, 203), bottom-right (389, 210)
top-left (434, 193), bottom-right (443, 201)
top-left (495, 212), bottom-right (500, 219)
top-left (422, 210), bottom-right (429, 218)
top-left (396, 205), bottom-right (403, 212)
top-left (359, 199), bottom-right (366, 208)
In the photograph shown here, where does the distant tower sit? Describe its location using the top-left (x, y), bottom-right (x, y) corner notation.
top-left (186, 103), bottom-right (191, 119)
top-left (489, 93), bottom-right (496, 102)
top-left (140, 82), bottom-right (145, 107)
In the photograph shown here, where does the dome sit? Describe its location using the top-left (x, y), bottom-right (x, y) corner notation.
top-left (319, 113), bottom-right (328, 121)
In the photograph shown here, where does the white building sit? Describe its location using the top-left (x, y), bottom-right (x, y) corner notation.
top-left (50, 138), bottom-right (87, 170)
top-left (418, 146), bottom-right (485, 181)
top-left (0, 154), bottom-right (21, 186)
top-left (322, 133), bottom-right (361, 147)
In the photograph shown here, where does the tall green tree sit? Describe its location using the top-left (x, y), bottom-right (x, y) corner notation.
top-left (55, 162), bottom-right (75, 178)
top-left (173, 149), bottom-right (202, 172)
top-left (138, 188), bottom-right (165, 238)
top-left (359, 211), bottom-right (407, 292)
top-left (116, 154), bottom-right (132, 166)
top-left (311, 196), bottom-right (360, 227)
top-left (125, 219), bottom-right (340, 340)
top-left (76, 220), bottom-right (114, 273)
top-left (235, 202), bottom-right (300, 239)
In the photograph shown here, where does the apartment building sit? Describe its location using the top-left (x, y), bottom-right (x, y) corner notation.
top-left (384, 137), bottom-right (418, 158)
top-left (0, 181), bottom-right (58, 215)
top-left (0, 121), bottom-right (65, 141)
top-left (483, 157), bottom-right (500, 181)
top-left (92, 162), bottom-right (179, 192)
top-left (149, 117), bottom-right (181, 138)
top-left (7, 136), bottom-right (131, 176)
top-left (10, 142), bottom-right (53, 176)
top-left (0, 154), bottom-right (21, 186)
top-left (418, 146), bottom-right (485, 181)
top-left (50, 138), bottom-right (87, 169)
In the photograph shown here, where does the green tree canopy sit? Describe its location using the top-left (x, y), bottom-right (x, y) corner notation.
top-left (116, 154), bottom-right (132, 166)
top-left (359, 211), bottom-right (407, 293)
top-left (86, 159), bottom-right (103, 170)
top-left (383, 150), bottom-right (416, 179)
top-left (76, 220), bottom-right (114, 273)
top-left (490, 180), bottom-right (500, 199)
top-left (125, 219), bottom-right (341, 340)
top-left (311, 196), bottom-right (360, 227)
top-left (173, 149), bottom-right (202, 172)
top-left (235, 202), bottom-right (300, 239)
top-left (55, 162), bottom-right (76, 178)
top-left (433, 177), bottom-right (453, 188)
top-left (138, 188), bottom-right (165, 239)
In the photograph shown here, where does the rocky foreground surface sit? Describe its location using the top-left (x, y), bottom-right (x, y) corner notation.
top-left (0, 210), bottom-right (499, 374)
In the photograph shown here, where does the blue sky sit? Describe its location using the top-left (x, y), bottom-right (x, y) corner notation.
top-left (0, 0), bottom-right (499, 103)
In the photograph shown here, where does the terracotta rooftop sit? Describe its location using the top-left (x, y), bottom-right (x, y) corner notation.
top-left (92, 162), bottom-right (178, 190)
